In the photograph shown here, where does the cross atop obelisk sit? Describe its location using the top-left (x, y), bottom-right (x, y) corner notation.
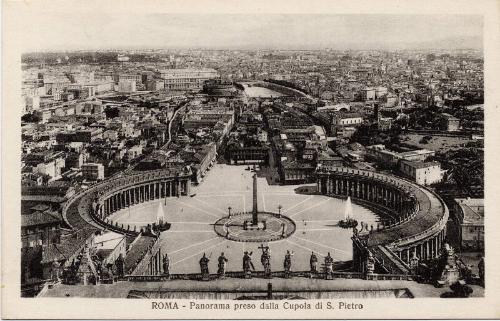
top-left (252, 173), bottom-right (258, 225)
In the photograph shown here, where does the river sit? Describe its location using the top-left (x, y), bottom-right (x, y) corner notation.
top-left (243, 84), bottom-right (284, 98)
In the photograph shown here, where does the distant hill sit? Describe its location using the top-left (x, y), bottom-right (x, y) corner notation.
top-left (333, 36), bottom-right (483, 51)
top-left (414, 36), bottom-right (483, 50)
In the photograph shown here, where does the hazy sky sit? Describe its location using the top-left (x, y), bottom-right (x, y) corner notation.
top-left (20, 14), bottom-right (483, 52)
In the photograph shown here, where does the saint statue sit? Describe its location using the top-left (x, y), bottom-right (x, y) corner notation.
top-left (283, 250), bottom-right (294, 277)
top-left (217, 252), bottom-right (228, 277)
top-left (310, 252), bottom-right (318, 273)
top-left (324, 252), bottom-right (334, 278)
top-left (243, 251), bottom-right (255, 276)
top-left (409, 251), bottom-right (420, 274)
top-left (261, 248), bottom-right (272, 277)
top-left (51, 260), bottom-right (61, 282)
top-left (115, 254), bottom-right (124, 278)
top-left (199, 253), bottom-right (210, 278)
top-left (478, 257), bottom-right (484, 284)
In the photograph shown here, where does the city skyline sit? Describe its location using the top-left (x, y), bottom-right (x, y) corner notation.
top-left (4, 0), bottom-right (498, 317)
top-left (20, 14), bottom-right (483, 52)
top-left (17, 46), bottom-right (485, 300)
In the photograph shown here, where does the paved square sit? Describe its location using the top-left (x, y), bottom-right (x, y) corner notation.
top-left (111, 164), bottom-right (379, 274)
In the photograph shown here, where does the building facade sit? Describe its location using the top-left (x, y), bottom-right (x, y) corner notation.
top-left (453, 198), bottom-right (484, 251)
top-left (82, 163), bottom-right (105, 181)
top-left (399, 160), bottom-right (444, 186)
top-left (158, 69), bottom-right (219, 91)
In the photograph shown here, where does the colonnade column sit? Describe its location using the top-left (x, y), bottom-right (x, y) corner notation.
top-left (436, 232), bottom-right (441, 254)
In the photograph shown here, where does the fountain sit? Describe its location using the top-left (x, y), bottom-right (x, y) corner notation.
top-left (153, 202), bottom-right (171, 233)
top-left (344, 196), bottom-right (353, 221)
top-left (338, 196), bottom-right (358, 229)
top-left (156, 202), bottom-right (165, 225)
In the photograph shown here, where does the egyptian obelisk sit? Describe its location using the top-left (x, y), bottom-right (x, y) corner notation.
top-left (252, 173), bottom-right (258, 225)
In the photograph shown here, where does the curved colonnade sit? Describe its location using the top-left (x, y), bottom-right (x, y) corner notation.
top-left (316, 167), bottom-right (449, 270)
top-left (61, 168), bottom-right (192, 276)
top-left (95, 171), bottom-right (191, 229)
top-left (63, 168), bottom-right (192, 235)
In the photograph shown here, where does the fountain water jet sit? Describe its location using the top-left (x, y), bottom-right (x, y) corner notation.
top-left (339, 196), bottom-right (358, 229)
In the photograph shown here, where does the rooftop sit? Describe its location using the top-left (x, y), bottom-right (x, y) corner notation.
top-left (400, 160), bottom-right (441, 169)
top-left (335, 112), bottom-right (363, 119)
top-left (22, 210), bottom-right (63, 228)
top-left (399, 149), bottom-right (435, 157)
top-left (39, 277), bottom-right (484, 299)
top-left (94, 231), bottom-right (126, 250)
top-left (441, 113), bottom-right (460, 120)
top-left (455, 198), bottom-right (484, 225)
top-left (123, 235), bottom-right (157, 275)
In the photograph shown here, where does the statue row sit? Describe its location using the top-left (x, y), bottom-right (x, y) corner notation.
top-left (159, 249), bottom-right (337, 279)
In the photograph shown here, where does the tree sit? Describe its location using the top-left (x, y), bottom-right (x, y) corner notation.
top-left (21, 113), bottom-right (41, 123)
top-left (394, 114), bottom-right (410, 130)
top-left (104, 107), bottom-right (120, 119)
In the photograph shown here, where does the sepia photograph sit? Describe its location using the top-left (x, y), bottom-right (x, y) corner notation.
top-left (2, 0), bottom-right (500, 319)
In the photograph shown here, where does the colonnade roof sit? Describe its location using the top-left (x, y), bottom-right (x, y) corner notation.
top-left (95, 168), bottom-right (191, 196)
top-left (44, 193), bottom-right (98, 264)
top-left (367, 185), bottom-right (446, 247)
